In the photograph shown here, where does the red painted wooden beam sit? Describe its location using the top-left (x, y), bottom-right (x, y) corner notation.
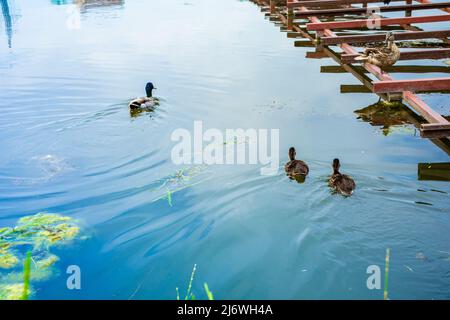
top-left (372, 78), bottom-right (450, 93)
top-left (294, 2), bottom-right (450, 18)
top-left (287, 0), bottom-right (406, 8)
top-left (403, 91), bottom-right (448, 124)
top-left (320, 30), bottom-right (450, 45)
top-left (415, 0), bottom-right (450, 13)
top-left (421, 123), bottom-right (450, 131)
top-left (307, 15), bottom-right (450, 30)
top-left (341, 49), bottom-right (450, 63)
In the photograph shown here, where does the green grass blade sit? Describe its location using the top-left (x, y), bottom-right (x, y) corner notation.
top-left (167, 189), bottom-right (173, 207)
top-left (204, 283), bottom-right (214, 300)
top-left (184, 264), bottom-right (197, 300)
top-left (384, 248), bottom-right (390, 300)
top-left (21, 251), bottom-right (32, 300)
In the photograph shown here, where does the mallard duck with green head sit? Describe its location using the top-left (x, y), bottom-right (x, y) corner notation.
top-left (128, 82), bottom-right (160, 110)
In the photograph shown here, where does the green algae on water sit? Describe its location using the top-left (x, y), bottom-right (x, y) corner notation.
top-left (0, 283), bottom-right (27, 300)
top-left (0, 250), bottom-right (19, 269)
top-left (0, 213), bottom-right (80, 253)
top-left (0, 212), bottom-right (81, 300)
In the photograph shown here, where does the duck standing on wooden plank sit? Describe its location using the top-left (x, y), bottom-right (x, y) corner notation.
top-left (355, 32), bottom-right (400, 71)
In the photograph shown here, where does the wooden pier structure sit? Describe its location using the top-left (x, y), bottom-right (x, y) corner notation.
top-left (249, 0), bottom-right (450, 147)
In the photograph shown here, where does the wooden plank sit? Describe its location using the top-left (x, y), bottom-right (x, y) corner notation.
top-left (306, 51), bottom-right (330, 58)
top-left (294, 40), bottom-right (316, 47)
top-left (292, 4), bottom-right (395, 102)
top-left (307, 15), bottom-right (450, 31)
top-left (341, 84), bottom-right (372, 93)
top-left (323, 47), bottom-right (393, 99)
top-left (373, 78), bottom-right (450, 93)
top-left (341, 48), bottom-right (450, 63)
top-left (294, 3), bottom-right (450, 18)
top-left (287, 32), bottom-right (304, 38)
top-left (421, 123), bottom-right (450, 131)
top-left (340, 84), bottom-right (450, 93)
top-left (403, 91), bottom-right (448, 124)
top-left (420, 130), bottom-right (450, 138)
top-left (322, 65), bottom-right (450, 73)
top-left (287, 0), bottom-right (406, 8)
top-left (415, 0), bottom-right (450, 13)
top-left (320, 30), bottom-right (450, 45)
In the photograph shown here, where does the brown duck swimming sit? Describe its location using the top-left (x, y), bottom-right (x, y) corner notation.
top-left (329, 159), bottom-right (356, 196)
top-left (285, 147), bottom-right (309, 182)
top-left (355, 32), bottom-right (400, 70)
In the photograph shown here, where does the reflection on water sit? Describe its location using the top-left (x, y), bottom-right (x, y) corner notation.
top-left (354, 101), bottom-right (450, 157)
top-left (0, 0), bottom-right (13, 48)
top-left (51, 0), bottom-right (124, 8)
top-left (129, 107), bottom-right (155, 119)
top-left (354, 101), bottom-right (419, 136)
top-left (418, 163), bottom-right (450, 182)
top-left (74, 0), bottom-right (124, 10)
top-left (0, 0), bottom-right (449, 300)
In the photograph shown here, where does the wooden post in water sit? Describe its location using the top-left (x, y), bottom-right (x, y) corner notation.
top-left (270, 0), bottom-right (275, 14)
top-left (406, 0), bottom-right (413, 16)
top-left (287, 0), bottom-right (294, 30)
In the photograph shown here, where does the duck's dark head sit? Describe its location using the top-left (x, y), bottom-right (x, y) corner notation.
top-left (145, 82), bottom-right (156, 97)
top-left (289, 147), bottom-right (296, 161)
top-left (333, 158), bottom-right (341, 174)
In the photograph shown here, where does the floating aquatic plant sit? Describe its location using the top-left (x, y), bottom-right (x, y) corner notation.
top-left (164, 189), bottom-right (173, 207)
top-left (0, 212), bottom-right (81, 300)
top-left (153, 165), bottom-right (208, 207)
top-left (0, 249), bottom-right (18, 269)
top-left (0, 283), bottom-right (26, 300)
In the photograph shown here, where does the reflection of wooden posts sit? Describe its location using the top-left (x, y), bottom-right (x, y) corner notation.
top-left (418, 163), bottom-right (450, 181)
top-left (270, 0), bottom-right (275, 14)
top-left (340, 85), bottom-right (372, 93)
